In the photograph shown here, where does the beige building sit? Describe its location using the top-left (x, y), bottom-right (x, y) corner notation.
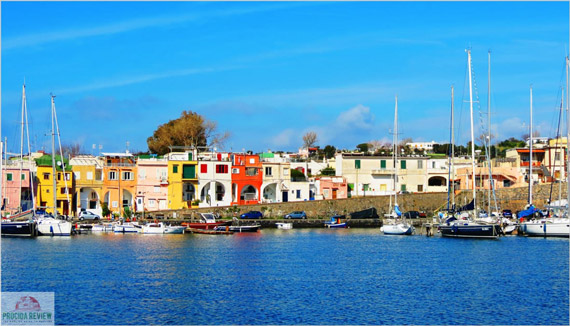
top-left (70, 155), bottom-right (104, 217)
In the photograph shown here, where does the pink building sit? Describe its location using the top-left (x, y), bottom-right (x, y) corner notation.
top-left (316, 176), bottom-right (348, 200)
top-left (135, 157), bottom-right (169, 213)
top-left (2, 167), bottom-right (34, 215)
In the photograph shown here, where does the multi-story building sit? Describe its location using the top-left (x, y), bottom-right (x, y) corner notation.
top-left (543, 137), bottom-right (568, 181)
top-left (70, 155), bottom-right (104, 217)
top-left (406, 141), bottom-right (438, 152)
top-left (231, 153), bottom-right (263, 205)
top-left (335, 153), bottom-right (428, 196)
top-left (135, 155), bottom-right (169, 212)
top-left (35, 154), bottom-right (74, 216)
top-left (506, 148), bottom-right (547, 184)
top-left (315, 176), bottom-right (348, 200)
top-left (102, 152), bottom-right (137, 216)
top-left (1, 161), bottom-right (34, 215)
top-left (167, 150), bottom-right (198, 209)
top-left (196, 151), bottom-right (232, 207)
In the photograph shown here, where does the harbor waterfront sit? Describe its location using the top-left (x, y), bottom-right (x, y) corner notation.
top-left (1, 230), bottom-right (568, 325)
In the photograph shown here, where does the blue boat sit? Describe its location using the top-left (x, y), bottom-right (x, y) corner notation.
top-left (324, 215), bottom-right (347, 228)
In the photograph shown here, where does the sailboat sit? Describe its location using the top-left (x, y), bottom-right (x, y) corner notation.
top-left (439, 49), bottom-right (502, 239)
top-left (36, 95), bottom-right (73, 236)
top-left (1, 83), bottom-right (38, 237)
top-left (519, 57), bottom-right (570, 238)
top-left (381, 95), bottom-right (414, 235)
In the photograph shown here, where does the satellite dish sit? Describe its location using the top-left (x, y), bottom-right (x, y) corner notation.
top-left (57, 161), bottom-right (62, 166)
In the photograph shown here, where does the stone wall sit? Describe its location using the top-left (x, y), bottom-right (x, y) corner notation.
top-left (148, 183), bottom-right (567, 220)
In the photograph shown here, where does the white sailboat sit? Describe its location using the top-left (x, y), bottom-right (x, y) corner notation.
top-left (36, 95), bottom-right (73, 236)
top-left (519, 57), bottom-right (570, 237)
top-left (382, 95), bottom-right (414, 235)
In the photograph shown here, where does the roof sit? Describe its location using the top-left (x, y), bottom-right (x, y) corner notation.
top-left (34, 155), bottom-right (72, 171)
top-left (516, 149), bottom-right (545, 153)
top-left (101, 152), bottom-right (133, 157)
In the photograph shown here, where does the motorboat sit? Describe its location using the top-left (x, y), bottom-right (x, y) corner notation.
top-left (324, 215), bottom-right (347, 228)
top-left (91, 223), bottom-right (115, 232)
top-left (276, 222), bottom-right (293, 230)
top-left (1, 210), bottom-right (37, 237)
top-left (165, 225), bottom-right (186, 234)
top-left (183, 213), bottom-right (230, 230)
top-left (114, 222), bottom-right (141, 233)
top-left (142, 222), bottom-right (166, 234)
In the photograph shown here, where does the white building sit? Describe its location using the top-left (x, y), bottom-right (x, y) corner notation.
top-left (196, 152), bottom-right (233, 207)
top-left (406, 141), bottom-right (438, 152)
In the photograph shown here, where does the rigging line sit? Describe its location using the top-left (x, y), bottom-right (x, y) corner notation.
top-left (52, 97), bottom-right (72, 208)
top-left (549, 89), bottom-right (564, 203)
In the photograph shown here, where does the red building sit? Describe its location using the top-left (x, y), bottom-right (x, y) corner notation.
top-left (231, 153), bottom-right (263, 206)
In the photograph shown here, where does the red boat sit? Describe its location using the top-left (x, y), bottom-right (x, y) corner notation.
top-left (182, 213), bottom-right (230, 230)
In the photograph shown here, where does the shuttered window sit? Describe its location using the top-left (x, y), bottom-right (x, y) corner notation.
top-left (183, 165), bottom-right (196, 179)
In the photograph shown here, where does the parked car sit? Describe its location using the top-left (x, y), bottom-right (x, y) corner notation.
top-left (403, 211), bottom-right (421, 219)
top-left (502, 209), bottom-right (513, 218)
top-left (285, 211), bottom-right (307, 219)
top-left (79, 211), bottom-right (100, 221)
top-left (240, 211), bottom-right (263, 219)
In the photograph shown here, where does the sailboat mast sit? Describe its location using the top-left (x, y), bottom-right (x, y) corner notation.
top-left (467, 49), bottom-right (477, 212)
top-left (394, 95), bottom-right (398, 206)
top-left (487, 51), bottom-right (492, 215)
top-left (566, 56), bottom-right (569, 214)
top-left (51, 95), bottom-right (58, 217)
top-left (19, 84), bottom-right (26, 210)
top-left (451, 86), bottom-right (455, 209)
top-left (529, 86), bottom-right (533, 205)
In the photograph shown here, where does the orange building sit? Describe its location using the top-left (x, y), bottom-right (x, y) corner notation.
top-left (231, 153), bottom-right (263, 205)
top-left (101, 152), bottom-right (137, 217)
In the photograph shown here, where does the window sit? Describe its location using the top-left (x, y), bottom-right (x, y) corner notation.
top-left (21, 173), bottom-right (25, 180)
top-left (86, 172), bottom-right (93, 180)
top-left (432, 161), bottom-right (436, 168)
top-left (283, 168), bottom-right (289, 176)
top-left (418, 160), bottom-right (423, 169)
top-left (108, 171), bottom-right (117, 180)
top-left (249, 158), bottom-right (255, 164)
top-left (400, 160), bottom-right (406, 169)
top-left (95, 170), bottom-right (103, 181)
top-left (57, 173), bottom-right (61, 181)
top-left (148, 199), bottom-right (156, 207)
top-left (246, 167), bottom-right (258, 176)
top-left (201, 164), bottom-right (207, 173)
top-left (153, 186), bottom-right (160, 193)
top-left (74, 172), bottom-right (81, 180)
top-left (355, 160), bottom-right (361, 169)
top-left (555, 153), bottom-right (561, 161)
top-left (6, 173), bottom-right (12, 181)
top-left (216, 165), bottom-right (228, 173)
top-left (173, 165), bottom-right (178, 174)
top-left (112, 201), bottom-right (118, 208)
top-left (182, 165), bottom-right (196, 179)
top-left (65, 173), bottom-right (71, 181)
top-left (60, 187), bottom-right (67, 194)
top-left (296, 190), bottom-right (301, 199)
top-left (43, 173), bottom-right (50, 180)
top-left (265, 167), bottom-right (272, 176)
top-left (187, 153), bottom-right (193, 161)
top-left (122, 171), bottom-right (133, 180)
top-left (380, 160), bottom-right (386, 169)
top-left (401, 184), bottom-right (407, 191)
top-left (503, 180), bottom-right (511, 187)
top-left (232, 168), bottom-right (239, 174)
top-left (417, 185), bottom-right (423, 192)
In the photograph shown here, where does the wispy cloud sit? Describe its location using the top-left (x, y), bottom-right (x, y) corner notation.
top-left (3, 3), bottom-right (308, 50)
top-left (57, 64), bottom-right (244, 94)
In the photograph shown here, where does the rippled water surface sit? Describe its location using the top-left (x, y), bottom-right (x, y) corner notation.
top-left (2, 229), bottom-right (568, 325)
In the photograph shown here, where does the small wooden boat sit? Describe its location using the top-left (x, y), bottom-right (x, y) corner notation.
top-left (324, 215), bottom-right (347, 228)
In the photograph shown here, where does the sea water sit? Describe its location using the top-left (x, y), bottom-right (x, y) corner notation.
top-left (1, 229), bottom-right (568, 325)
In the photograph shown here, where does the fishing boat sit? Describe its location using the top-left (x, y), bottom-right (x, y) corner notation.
top-left (165, 225), bottom-right (186, 234)
top-left (382, 95), bottom-right (414, 235)
top-left (114, 222), bottom-right (141, 233)
top-left (183, 213), bottom-right (230, 230)
top-left (439, 50), bottom-right (501, 239)
top-left (324, 215), bottom-right (347, 228)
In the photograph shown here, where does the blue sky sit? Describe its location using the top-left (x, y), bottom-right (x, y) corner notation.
top-left (1, 1), bottom-right (569, 155)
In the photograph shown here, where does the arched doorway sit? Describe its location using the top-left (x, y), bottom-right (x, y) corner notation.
top-left (240, 185), bottom-right (258, 201)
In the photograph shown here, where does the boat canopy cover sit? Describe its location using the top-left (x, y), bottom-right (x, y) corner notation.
top-left (518, 205), bottom-right (539, 218)
top-left (458, 200), bottom-right (474, 212)
top-left (394, 205), bottom-right (402, 217)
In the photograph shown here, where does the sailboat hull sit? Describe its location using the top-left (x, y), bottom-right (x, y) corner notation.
top-left (440, 223), bottom-right (502, 238)
top-left (1, 221), bottom-right (37, 237)
top-left (520, 219), bottom-right (569, 238)
top-left (37, 218), bottom-right (73, 236)
top-left (382, 223), bottom-right (414, 235)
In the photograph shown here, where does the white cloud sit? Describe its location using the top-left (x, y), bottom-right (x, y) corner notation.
top-left (270, 129), bottom-right (296, 148)
top-left (334, 104), bottom-right (374, 131)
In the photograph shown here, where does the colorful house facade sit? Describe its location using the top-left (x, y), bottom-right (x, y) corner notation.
top-left (231, 153), bottom-right (263, 205)
top-left (135, 156), bottom-right (169, 212)
top-left (196, 152), bottom-right (232, 207)
top-left (35, 154), bottom-right (74, 216)
top-left (167, 151), bottom-right (198, 209)
top-left (101, 152), bottom-right (137, 217)
top-left (70, 155), bottom-right (104, 217)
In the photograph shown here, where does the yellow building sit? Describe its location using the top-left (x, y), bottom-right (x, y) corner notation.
top-left (167, 151), bottom-right (198, 210)
top-left (35, 154), bottom-right (74, 216)
top-left (70, 155), bottom-right (104, 217)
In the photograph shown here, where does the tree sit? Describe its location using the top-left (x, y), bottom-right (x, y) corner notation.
top-left (302, 131), bottom-right (318, 148)
top-left (323, 145), bottom-right (336, 159)
top-left (356, 143), bottom-right (369, 153)
top-left (60, 142), bottom-right (83, 158)
top-left (320, 167), bottom-right (336, 176)
top-left (147, 110), bottom-right (229, 155)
